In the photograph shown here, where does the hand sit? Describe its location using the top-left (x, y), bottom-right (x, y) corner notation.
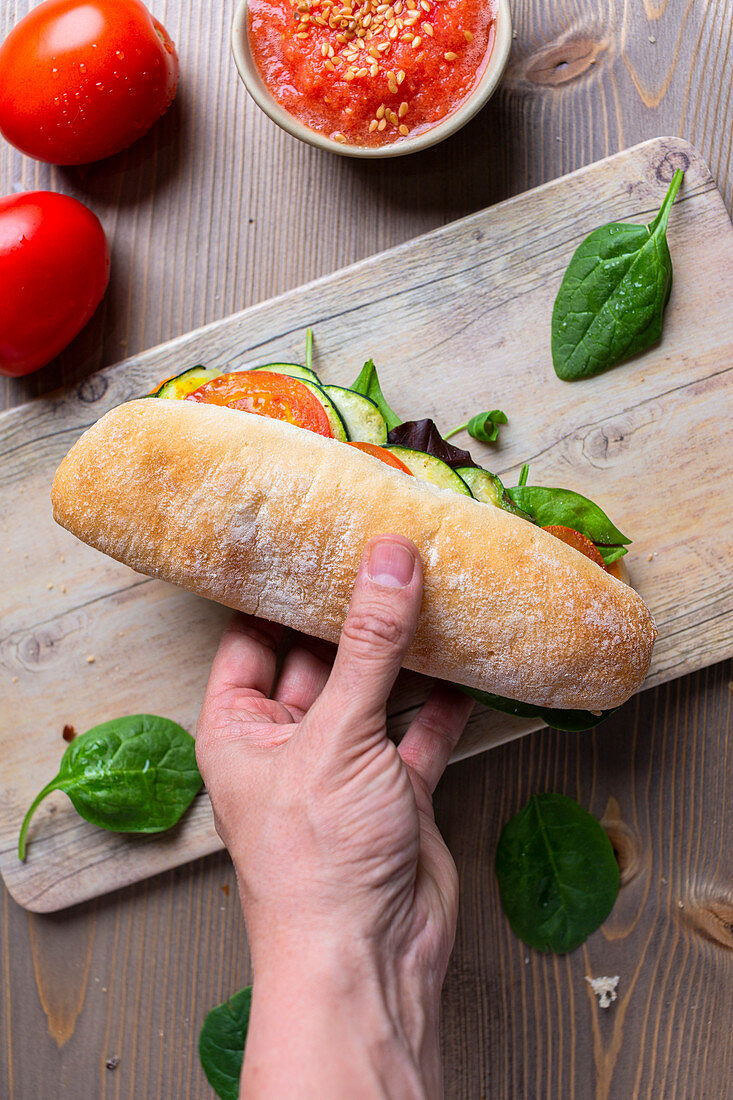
top-left (196, 535), bottom-right (474, 1100)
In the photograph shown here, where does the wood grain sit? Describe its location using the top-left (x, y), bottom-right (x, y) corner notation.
top-left (3, 136), bottom-right (731, 913)
top-left (1, 0), bottom-right (732, 1095)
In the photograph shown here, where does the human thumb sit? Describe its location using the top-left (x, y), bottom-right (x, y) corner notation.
top-left (306, 535), bottom-right (423, 747)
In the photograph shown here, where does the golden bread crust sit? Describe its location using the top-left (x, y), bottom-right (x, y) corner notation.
top-left (51, 399), bottom-right (657, 709)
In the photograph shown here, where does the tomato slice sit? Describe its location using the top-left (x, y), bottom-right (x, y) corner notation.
top-left (347, 441), bottom-right (413, 474)
top-left (186, 370), bottom-right (333, 437)
top-left (542, 525), bottom-right (607, 570)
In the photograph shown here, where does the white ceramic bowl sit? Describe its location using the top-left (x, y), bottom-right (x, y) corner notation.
top-left (231, 0), bottom-right (512, 158)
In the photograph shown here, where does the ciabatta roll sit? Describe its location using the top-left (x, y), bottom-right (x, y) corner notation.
top-left (51, 399), bottom-right (656, 710)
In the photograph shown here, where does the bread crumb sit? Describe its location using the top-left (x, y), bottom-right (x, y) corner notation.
top-left (47, 582), bottom-right (54, 590)
top-left (86, 655), bottom-right (96, 664)
top-left (586, 975), bottom-right (619, 1008)
top-left (60, 584), bottom-right (67, 594)
top-left (12, 676), bottom-right (18, 684)
top-left (649, 35), bottom-right (656, 43)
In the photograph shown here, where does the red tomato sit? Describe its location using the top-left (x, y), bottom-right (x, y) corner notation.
top-left (542, 525), bottom-right (607, 570)
top-left (0, 0), bottom-right (179, 165)
top-left (0, 191), bottom-right (110, 377)
top-left (186, 371), bottom-right (334, 438)
top-left (347, 441), bottom-right (414, 474)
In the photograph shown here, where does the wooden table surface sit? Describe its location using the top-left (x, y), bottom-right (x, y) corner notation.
top-left (1, 1), bottom-right (731, 1097)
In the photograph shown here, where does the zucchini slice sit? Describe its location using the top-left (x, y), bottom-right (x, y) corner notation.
top-left (455, 466), bottom-right (504, 506)
top-left (152, 366), bottom-right (223, 399)
top-left (300, 381), bottom-right (349, 441)
top-left (384, 447), bottom-right (472, 496)
top-left (250, 363), bottom-right (321, 384)
top-left (457, 466), bottom-right (532, 521)
top-left (323, 386), bottom-right (388, 445)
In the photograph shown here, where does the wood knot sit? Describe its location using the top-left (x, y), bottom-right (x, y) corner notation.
top-left (523, 37), bottom-right (607, 87)
top-left (581, 420), bottom-right (632, 468)
top-left (685, 896), bottom-right (733, 951)
top-left (77, 374), bottom-right (108, 404)
top-left (654, 147), bottom-right (691, 186)
top-left (602, 797), bottom-right (643, 886)
top-left (15, 617), bottom-right (83, 672)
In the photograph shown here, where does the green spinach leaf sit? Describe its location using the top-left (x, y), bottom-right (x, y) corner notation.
top-left (496, 793), bottom-right (619, 953)
top-left (18, 714), bottom-right (202, 860)
top-left (199, 986), bottom-right (252, 1100)
top-left (445, 409), bottom-right (507, 444)
top-left (506, 484), bottom-right (630, 564)
top-left (459, 686), bottom-right (616, 732)
top-left (350, 359), bottom-right (403, 432)
top-left (552, 169), bottom-right (684, 380)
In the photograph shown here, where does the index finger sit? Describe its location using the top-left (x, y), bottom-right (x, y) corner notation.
top-left (398, 683), bottom-right (474, 793)
top-left (205, 613), bottom-right (285, 701)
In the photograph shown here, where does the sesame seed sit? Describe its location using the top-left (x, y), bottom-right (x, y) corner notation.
top-left (281, 0), bottom-right (482, 144)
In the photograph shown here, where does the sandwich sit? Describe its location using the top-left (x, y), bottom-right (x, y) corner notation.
top-left (51, 350), bottom-right (657, 720)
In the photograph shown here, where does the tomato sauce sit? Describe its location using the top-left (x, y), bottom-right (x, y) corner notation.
top-left (248, 0), bottom-right (496, 146)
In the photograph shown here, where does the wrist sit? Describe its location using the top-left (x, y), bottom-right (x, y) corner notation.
top-left (242, 931), bottom-right (443, 1099)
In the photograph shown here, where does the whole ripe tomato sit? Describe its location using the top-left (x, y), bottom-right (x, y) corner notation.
top-left (0, 192), bottom-right (110, 377)
top-left (0, 0), bottom-right (179, 165)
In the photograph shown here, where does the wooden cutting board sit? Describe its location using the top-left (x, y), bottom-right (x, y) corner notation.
top-left (1, 137), bottom-right (731, 913)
